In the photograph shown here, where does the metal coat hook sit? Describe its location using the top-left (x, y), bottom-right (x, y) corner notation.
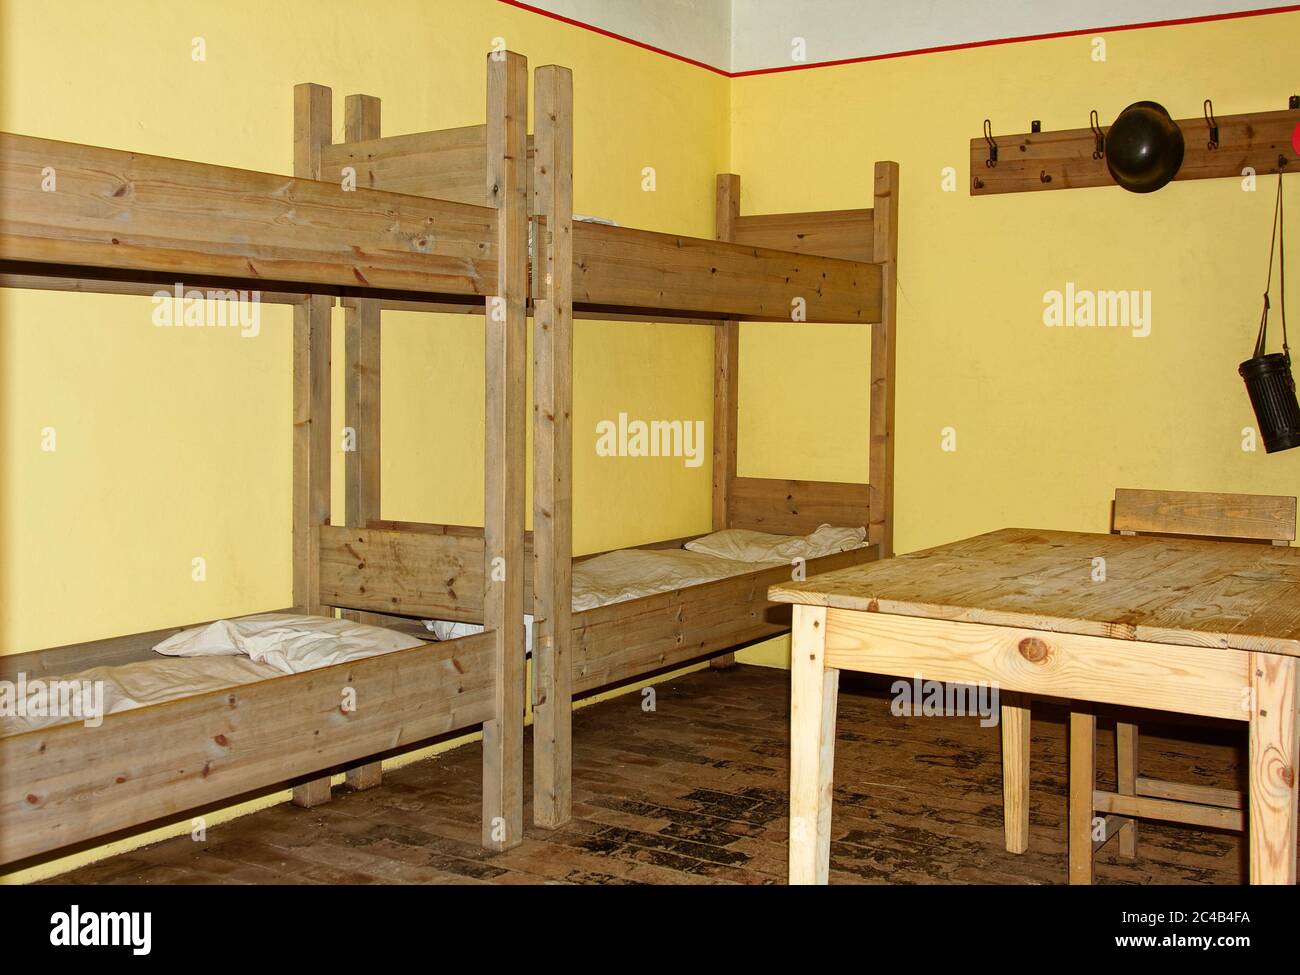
top-left (983, 119), bottom-right (998, 167)
top-left (1090, 110), bottom-right (1105, 160)
top-left (1204, 99), bottom-right (1219, 150)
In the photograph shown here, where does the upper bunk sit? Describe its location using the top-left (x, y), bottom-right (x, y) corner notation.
top-left (0, 64), bottom-right (883, 324)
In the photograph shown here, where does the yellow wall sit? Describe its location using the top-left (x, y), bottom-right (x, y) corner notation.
top-left (0, 0), bottom-right (728, 655)
top-left (738, 9), bottom-right (1300, 665)
top-left (732, 10), bottom-right (1300, 666)
top-left (733, 12), bottom-right (1300, 542)
top-left (4, 1), bottom-right (1299, 875)
top-left (0, 0), bottom-right (725, 880)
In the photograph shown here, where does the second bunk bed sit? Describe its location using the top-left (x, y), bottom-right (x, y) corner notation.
top-left (312, 63), bottom-right (901, 830)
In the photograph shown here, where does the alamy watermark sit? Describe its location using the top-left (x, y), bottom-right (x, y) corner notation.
top-left (1043, 282), bottom-right (1150, 337)
top-left (151, 283), bottom-right (261, 337)
top-left (50, 906), bottom-right (150, 955)
top-left (595, 413), bottom-right (705, 468)
top-left (890, 673), bottom-right (1000, 727)
top-left (0, 674), bottom-right (105, 728)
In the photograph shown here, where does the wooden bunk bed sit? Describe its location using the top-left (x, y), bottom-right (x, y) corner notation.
top-left (0, 51), bottom-right (896, 870)
top-left (302, 68), bottom-right (901, 830)
top-left (0, 53), bottom-right (535, 869)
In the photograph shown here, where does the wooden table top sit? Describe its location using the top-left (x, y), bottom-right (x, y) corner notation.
top-left (769, 528), bottom-right (1300, 657)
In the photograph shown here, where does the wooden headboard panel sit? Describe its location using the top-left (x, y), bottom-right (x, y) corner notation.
top-left (727, 477), bottom-right (872, 537)
top-left (732, 208), bottom-right (876, 264)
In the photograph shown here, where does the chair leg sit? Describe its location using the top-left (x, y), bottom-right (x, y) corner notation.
top-left (1116, 721), bottom-right (1138, 857)
top-left (1000, 692), bottom-right (1031, 854)
top-left (1069, 709), bottom-right (1097, 885)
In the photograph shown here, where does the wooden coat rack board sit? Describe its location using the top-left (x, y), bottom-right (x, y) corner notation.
top-left (970, 100), bottom-right (1299, 195)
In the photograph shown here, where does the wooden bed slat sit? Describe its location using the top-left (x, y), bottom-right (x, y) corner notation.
top-left (0, 130), bottom-right (497, 298)
top-left (0, 273), bottom-right (311, 304)
top-left (568, 220), bottom-right (881, 323)
top-left (728, 477), bottom-right (872, 536)
top-left (0, 631), bottom-right (496, 867)
top-left (733, 208), bottom-right (875, 263)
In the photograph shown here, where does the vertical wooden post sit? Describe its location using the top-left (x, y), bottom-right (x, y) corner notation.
top-left (710, 174), bottom-right (741, 670)
top-left (340, 94), bottom-right (385, 790)
top-left (290, 84), bottom-right (334, 808)
top-left (868, 161), bottom-right (899, 558)
top-left (290, 775), bottom-right (332, 809)
top-left (1000, 691), bottom-right (1031, 854)
top-left (343, 94), bottom-right (382, 536)
top-left (1115, 720), bottom-right (1138, 856)
top-left (1068, 707), bottom-right (1096, 885)
top-left (482, 50), bottom-right (528, 852)
top-left (532, 64), bottom-right (575, 830)
top-left (290, 83), bottom-right (332, 619)
top-left (1248, 652), bottom-right (1298, 884)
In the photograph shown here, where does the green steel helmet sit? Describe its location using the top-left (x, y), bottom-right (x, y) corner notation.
top-left (1105, 101), bottom-right (1185, 193)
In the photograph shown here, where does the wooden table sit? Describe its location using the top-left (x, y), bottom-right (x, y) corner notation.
top-left (770, 528), bottom-right (1300, 885)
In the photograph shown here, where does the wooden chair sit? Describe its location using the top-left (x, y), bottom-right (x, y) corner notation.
top-left (1068, 487), bottom-right (1298, 883)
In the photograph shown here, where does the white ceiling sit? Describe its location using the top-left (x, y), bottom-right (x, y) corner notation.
top-left (518, 0), bottom-right (1282, 73)
top-left (521, 0), bottom-right (733, 70)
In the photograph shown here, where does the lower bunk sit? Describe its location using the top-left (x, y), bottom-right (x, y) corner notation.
top-left (0, 524), bottom-right (877, 872)
top-left (0, 618), bottom-right (496, 869)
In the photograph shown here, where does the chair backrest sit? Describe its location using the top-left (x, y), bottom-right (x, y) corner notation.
top-left (1113, 488), bottom-right (1297, 544)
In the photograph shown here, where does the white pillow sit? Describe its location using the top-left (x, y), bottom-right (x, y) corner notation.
top-left (154, 613), bottom-right (424, 675)
top-left (424, 617), bottom-right (535, 655)
top-left (685, 524), bottom-right (866, 563)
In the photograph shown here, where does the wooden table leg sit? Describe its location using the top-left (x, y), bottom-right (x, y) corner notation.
top-left (790, 604), bottom-right (836, 884)
top-left (1248, 652), bottom-right (1298, 885)
top-left (816, 666), bottom-right (841, 876)
top-left (1069, 708), bottom-right (1096, 885)
top-left (1001, 691), bottom-right (1030, 854)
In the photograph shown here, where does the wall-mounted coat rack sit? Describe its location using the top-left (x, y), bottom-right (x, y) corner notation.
top-left (970, 98), bottom-right (1299, 195)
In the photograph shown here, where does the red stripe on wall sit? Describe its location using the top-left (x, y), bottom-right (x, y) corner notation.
top-left (497, 0), bottom-right (730, 75)
top-left (498, 1), bottom-right (1300, 77)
